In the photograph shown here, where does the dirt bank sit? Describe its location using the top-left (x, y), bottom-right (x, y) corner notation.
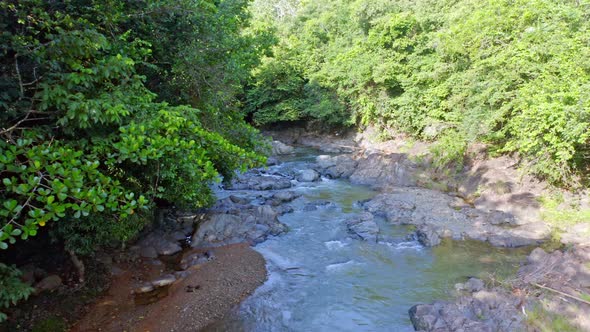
top-left (71, 243), bottom-right (266, 332)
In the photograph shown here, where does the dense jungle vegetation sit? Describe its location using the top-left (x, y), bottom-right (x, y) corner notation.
top-left (1, 0), bottom-right (589, 322)
top-left (246, 0), bottom-right (590, 184)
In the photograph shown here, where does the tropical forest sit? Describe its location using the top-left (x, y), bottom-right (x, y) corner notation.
top-left (1, 0), bottom-right (590, 331)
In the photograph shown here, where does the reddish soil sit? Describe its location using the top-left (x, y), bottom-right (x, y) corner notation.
top-left (71, 243), bottom-right (267, 332)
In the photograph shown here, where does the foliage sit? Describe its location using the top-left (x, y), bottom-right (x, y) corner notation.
top-left (0, 263), bottom-right (33, 322)
top-left (526, 303), bottom-right (579, 332)
top-left (0, 0), bottom-right (268, 252)
top-left (539, 193), bottom-right (590, 231)
top-left (247, 0), bottom-right (590, 184)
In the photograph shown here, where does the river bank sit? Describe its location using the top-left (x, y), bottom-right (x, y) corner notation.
top-left (262, 127), bottom-right (590, 331)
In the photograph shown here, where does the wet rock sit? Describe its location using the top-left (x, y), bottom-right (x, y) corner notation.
top-left (273, 191), bottom-right (300, 203)
top-left (151, 274), bottom-right (176, 287)
top-left (191, 205), bottom-right (287, 248)
top-left (266, 156), bottom-right (280, 166)
top-left (275, 204), bottom-right (295, 215)
top-left (416, 225), bottom-right (441, 247)
top-left (346, 212), bottom-right (379, 242)
top-left (229, 195), bottom-right (250, 205)
top-left (34, 275), bottom-right (62, 294)
top-left (315, 155), bottom-right (358, 179)
top-left (229, 175), bottom-right (293, 191)
top-left (297, 169), bottom-right (320, 182)
top-left (271, 140), bottom-right (295, 155)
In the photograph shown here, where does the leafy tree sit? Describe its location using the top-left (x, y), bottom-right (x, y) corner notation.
top-left (0, 0), bottom-right (270, 319)
top-left (247, 0), bottom-right (590, 184)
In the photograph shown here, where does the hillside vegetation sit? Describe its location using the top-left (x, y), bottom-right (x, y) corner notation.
top-left (246, 0), bottom-right (590, 185)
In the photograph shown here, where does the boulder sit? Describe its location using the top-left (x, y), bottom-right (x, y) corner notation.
top-left (315, 155), bottom-right (358, 179)
top-left (191, 205), bottom-right (287, 248)
top-left (272, 191), bottom-right (301, 203)
top-left (271, 141), bottom-right (295, 155)
top-left (297, 169), bottom-right (320, 182)
top-left (455, 278), bottom-right (485, 293)
top-left (346, 212), bottom-right (379, 242)
top-left (349, 153), bottom-right (416, 187)
top-left (229, 175), bottom-right (293, 191)
top-left (416, 225), bottom-right (441, 247)
top-left (34, 275), bottom-right (62, 294)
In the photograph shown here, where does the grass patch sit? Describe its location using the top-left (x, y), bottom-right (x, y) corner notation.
top-left (526, 304), bottom-right (579, 332)
top-left (538, 194), bottom-right (590, 230)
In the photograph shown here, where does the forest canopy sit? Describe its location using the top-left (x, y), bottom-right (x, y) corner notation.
top-left (246, 0), bottom-right (590, 185)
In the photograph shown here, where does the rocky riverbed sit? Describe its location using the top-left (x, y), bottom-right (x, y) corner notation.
top-left (68, 130), bottom-right (590, 331)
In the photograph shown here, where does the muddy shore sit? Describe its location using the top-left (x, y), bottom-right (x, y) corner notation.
top-left (71, 243), bottom-right (266, 332)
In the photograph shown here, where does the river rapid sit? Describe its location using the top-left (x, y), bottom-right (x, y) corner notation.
top-left (205, 148), bottom-right (528, 331)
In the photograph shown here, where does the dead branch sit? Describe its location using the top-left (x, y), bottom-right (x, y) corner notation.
top-left (530, 282), bottom-right (590, 306)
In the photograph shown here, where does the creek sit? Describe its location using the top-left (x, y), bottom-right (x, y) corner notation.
top-left (205, 148), bottom-right (528, 331)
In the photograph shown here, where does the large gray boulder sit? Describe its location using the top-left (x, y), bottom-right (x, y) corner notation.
top-left (349, 153), bottom-right (417, 188)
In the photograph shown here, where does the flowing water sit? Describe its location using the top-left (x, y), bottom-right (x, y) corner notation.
top-left (206, 149), bottom-right (529, 332)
